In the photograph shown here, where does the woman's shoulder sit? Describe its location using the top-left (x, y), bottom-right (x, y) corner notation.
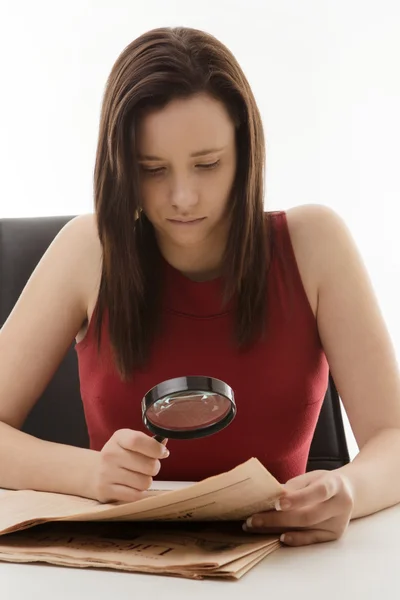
top-left (273, 204), bottom-right (329, 319)
top-left (73, 213), bottom-right (103, 344)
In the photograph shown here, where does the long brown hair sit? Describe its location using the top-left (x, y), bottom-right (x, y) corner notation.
top-left (93, 26), bottom-right (277, 382)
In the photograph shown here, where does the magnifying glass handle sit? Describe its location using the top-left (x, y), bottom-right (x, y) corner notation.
top-left (153, 434), bottom-right (167, 444)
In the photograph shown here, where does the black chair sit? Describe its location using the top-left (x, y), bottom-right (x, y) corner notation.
top-left (0, 215), bottom-right (351, 471)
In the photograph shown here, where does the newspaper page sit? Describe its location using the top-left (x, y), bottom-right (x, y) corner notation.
top-left (0, 458), bottom-right (284, 535)
top-left (0, 520), bottom-right (281, 580)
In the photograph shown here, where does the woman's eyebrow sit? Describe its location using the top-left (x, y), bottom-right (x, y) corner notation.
top-left (137, 146), bottom-right (227, 161)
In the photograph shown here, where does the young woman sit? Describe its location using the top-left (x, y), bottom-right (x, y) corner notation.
top-left (1, 26), bottom-right (400, 548)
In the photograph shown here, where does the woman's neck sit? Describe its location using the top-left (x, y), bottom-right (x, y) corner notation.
top-left (157, 230), bottom-right (228, 282)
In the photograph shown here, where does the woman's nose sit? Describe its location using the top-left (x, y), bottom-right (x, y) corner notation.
top-left (170, 185), bottom-right (199, 212)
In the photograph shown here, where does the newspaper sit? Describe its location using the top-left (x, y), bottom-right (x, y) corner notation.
top-left (0, 458), bottom-right (284, 579)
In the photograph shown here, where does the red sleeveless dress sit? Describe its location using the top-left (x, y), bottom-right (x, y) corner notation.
top-left (75, 211), bottom-right (329, 483)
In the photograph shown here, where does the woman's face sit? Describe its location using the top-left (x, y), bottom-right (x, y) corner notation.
top-left (136, 93), bottom-right (237, 251)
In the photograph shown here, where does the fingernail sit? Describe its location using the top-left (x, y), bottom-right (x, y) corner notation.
top-left (162, 447), bottom-right (170, 457)
top-left (245, 517), bottom-right (253, 528)
top-left (279, 499), bottom-right (291, 510)
top-left (280, 534), bottom-right (286, 543)
top-left (275, 498), bottom-right (281, 511)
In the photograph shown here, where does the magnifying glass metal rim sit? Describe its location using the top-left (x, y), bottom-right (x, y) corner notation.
top-left (142, 376), bottom-right (236, 440)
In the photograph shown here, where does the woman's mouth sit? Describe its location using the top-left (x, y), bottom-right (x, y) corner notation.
top-left (167, 217), bottom-right (206, 226)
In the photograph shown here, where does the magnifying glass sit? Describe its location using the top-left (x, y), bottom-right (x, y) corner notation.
top-left (142, 376), bottom-right (236, 441)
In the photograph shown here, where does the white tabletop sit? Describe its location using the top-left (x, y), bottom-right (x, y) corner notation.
top-left (1, 486), bottom-right (399, 600)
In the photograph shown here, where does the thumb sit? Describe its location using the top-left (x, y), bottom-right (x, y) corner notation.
top-left (283, 470), bottom-right (327, 492)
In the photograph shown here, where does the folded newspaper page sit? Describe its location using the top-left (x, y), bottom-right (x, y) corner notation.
top-left (0, 458), bottom-right (284, 579)
top-left (0, 458), bottom-right (283, 534)
top-left (0, 521), bottom-right (281, 580)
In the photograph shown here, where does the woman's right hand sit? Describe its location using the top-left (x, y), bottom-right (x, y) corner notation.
top-left (91, 429), bottom-right (170, 503)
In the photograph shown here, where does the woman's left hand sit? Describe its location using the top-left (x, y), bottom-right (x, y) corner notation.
top-left (243, 469), bottom-right (355, 547)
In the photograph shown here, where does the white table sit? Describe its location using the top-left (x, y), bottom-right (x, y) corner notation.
top-left (1, 485), bottom-right (399, 600)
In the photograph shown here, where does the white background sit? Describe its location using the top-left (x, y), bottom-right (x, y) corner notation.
top-left (1, 0), bottom-right (400, 459)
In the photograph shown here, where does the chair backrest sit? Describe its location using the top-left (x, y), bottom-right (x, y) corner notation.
top-left (0, 215), bottom-right (350, 471)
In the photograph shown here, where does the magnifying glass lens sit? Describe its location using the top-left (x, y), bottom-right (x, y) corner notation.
top-left (146, 391), bottom-right (231, 431)
top-left (142, 376), bottom-right (236, 439)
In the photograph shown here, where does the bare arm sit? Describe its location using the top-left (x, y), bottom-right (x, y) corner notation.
top-left (0, 214), bottom-right (100, 498)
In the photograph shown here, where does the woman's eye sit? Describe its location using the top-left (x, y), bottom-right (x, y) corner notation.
top-left (141, 160), bottom-right (220, 176)
top-left (201, 160), bottom-right (220, 170)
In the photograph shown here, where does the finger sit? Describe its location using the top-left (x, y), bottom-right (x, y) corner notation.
top-left (280, 529), bottom-right (338, 547)
top-left (114, 467), bottom-right (154, 492)
top-left (116, 429), bottom-right (170, 459)
top-left (105, 484), bottom-right (147, 504)
top-left (119, 450), bottom-right (161, 478)
top-left (245, 505), bottom-right (338, 531)
top-left (277, 475), bottom-right (340, 511)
